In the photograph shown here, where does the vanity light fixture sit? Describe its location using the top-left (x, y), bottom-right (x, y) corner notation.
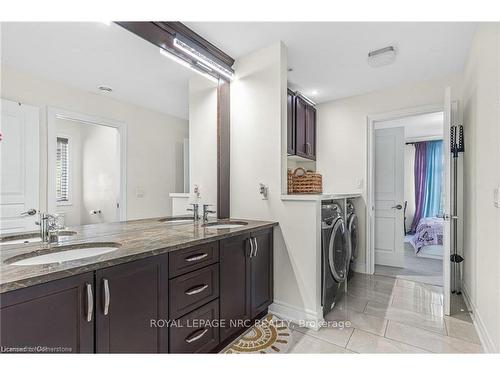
top-left (159, 48), bottom-right (218, 83)
top-left (367, 46), bottom-right (397, 68)
top-left (173, 37), bottom-right (234, 81)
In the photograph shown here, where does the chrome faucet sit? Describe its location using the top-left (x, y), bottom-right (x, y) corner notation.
top-left (187, 203), bottom-right (200, 222)
top-left (36, 212), bottom-right (64, 244)
top-left (202, 204), bottom-right (216, 224)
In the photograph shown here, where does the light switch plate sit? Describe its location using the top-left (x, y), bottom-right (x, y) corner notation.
top-left (494, 187), bottom-right (499, 208)
top-left (136, 187), bottom-right (145, 199)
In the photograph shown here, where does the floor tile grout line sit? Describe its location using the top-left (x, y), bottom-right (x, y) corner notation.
top-left (345, 327), bottom-right (356, 349)
top-left (356, 305), bottom-right (447, 336)
top-left (295, 327), bottom-right (354, 350)
top-left (352, 324), bottom-right (433, 353)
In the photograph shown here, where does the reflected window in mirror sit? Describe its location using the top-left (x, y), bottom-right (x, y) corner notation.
top-left (56, 136), bottom-right (71, 205)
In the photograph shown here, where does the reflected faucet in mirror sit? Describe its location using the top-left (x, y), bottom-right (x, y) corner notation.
top-left (35, 212), bottom-right (65, 244)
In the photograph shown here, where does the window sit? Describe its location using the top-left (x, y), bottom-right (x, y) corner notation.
top-left (56, 137), bottom-right (70, 203)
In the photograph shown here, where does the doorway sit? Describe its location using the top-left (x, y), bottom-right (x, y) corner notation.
top-left (373, 111), bottom-right (445, 286)
top-left (47, 108), bottom-right (127, 226)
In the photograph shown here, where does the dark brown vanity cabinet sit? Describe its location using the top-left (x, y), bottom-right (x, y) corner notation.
top-left (219, 228), bottom-right (274, 342)
top-left (0, 226), bottom-right (274, 354)
top-left (250, 229), bottom-right (274, 317)
top-left (0, 272), bottom-right (94, 353)
top-left (95, 255), bottom-right (169, 353)
top-left (219, 233), bottom-right (252, 342)
top-left (288, 91), bottom-right (317, 160)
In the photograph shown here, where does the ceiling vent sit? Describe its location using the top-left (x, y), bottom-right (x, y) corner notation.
top-left (367, 46), bottom-right (396, 68)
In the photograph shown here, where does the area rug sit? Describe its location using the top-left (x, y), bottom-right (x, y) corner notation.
top-left (223, 314), bottom-right (292, 354)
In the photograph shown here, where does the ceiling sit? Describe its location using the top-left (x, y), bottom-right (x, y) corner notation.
top-left (1, 22), bottom-right (195, 119)
top-left (186, 22), bottom-right (476, 103)
top-left (1, 23), bottom-right (477, 118)
top-left (375, 112), bottom-right (444, 140)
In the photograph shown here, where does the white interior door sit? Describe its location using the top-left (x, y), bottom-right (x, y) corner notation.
top-left (374, 126), bottom-right (405, 267)
top-left (0, 100), bottom-right (40, 234)
top-left (443, 88), bottom-right (452, 316)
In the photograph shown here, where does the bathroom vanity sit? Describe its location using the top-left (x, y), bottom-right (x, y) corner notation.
top-left (0, 218), bottom-right (276, 353)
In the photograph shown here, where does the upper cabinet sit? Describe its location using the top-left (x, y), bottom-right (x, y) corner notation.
top-left (288, 91), bottom-right (316, 161)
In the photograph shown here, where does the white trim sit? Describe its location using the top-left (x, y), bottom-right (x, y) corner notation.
top-left (268, 300), bottom-right (324, 331)
top-left (47, 107), bottom-right (127, 221)
top-left (366, 103), bottom-right (444, 276)
top-left (462, 284), bottom-right (497, 353)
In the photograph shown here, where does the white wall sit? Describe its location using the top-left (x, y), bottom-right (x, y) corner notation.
top-left (1, 65), bottom-right (188, 220)
top-left (231, 42), bottom-right (324, 324)
top-left (188, 75), bottom-right (218, 208)
top-left (80, 124), bottom-right (119, 225)
top-left (316, 74), bottom-right (463, 270)
top-left (461, 23), bottom-right (500, 353)
top-left (55, 119), bottom-right (119, 226)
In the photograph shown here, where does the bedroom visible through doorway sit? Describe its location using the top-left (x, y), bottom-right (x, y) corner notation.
top-left (374, 111), bottom-right (444, 286)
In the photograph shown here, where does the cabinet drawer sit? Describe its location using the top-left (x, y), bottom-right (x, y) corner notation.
top-left (169, 242), bottom-right (219, 278)
top-left (170, 299), bottom-right (220, 353)
top-left (169, 264), bottom-right (219, 319)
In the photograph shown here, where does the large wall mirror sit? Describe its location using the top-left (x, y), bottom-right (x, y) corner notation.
top-left (0, 22), bottom-right (219, 233)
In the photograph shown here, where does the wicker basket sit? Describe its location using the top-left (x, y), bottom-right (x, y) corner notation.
top-left (290, 167), bottom-right (322, 194)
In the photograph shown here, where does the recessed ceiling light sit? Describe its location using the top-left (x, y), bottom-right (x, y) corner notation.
top-left (311, 90), bottom-right (318, 96)
top-left (98, 85), bottom-right (113, 93)
top-left (367, 46), bottom-right (396, 68)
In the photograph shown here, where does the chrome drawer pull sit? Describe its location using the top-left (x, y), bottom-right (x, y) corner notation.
top-left (103, 278), bottom-right (110, 316)
top-left (185, 284), bottom-right (208, 295)
top-left (86, 283), bottom-right (93, 322)
top-left (185, 253), bottom-right (208, 262)
top-left (185, 328), bottom-right (208, 343)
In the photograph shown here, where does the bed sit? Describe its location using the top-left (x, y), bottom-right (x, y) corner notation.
top-left (409, 217), bottom-right (444, 257)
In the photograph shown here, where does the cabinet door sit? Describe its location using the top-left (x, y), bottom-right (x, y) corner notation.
top-left (295, 96), bottom-right (308, 158)
top-left (250, 228), bottom-right (274, 316)
top-left (219, 234), bottom-right (251, 342)
top-left (0, 273), bottom-right (94, 353)
top-left (305, 104), bottom-right (317, 160)
top-left (287, 89), bottom-right (296, 155)
top-left (96, 255), bottom-right (169, 353)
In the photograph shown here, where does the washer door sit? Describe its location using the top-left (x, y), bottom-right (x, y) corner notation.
top-left (348, 213), bottom-right (359, 261)
top-left (328, 218), bottom-right (348, 282)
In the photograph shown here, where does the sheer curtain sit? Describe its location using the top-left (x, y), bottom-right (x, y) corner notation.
top-left (409, 140), bottom-right (444, 233)
top-left (422, 140), bottom-right (444, 218)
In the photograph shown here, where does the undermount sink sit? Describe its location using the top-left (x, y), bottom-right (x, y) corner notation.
top-left (158, 217), bottom-right (194, 224)
top-left (202, 221), bottom-right (248, 229)
top-left (6, 242), bottom-right (121, 266)
top-left (0, 231), bottom-right (77, 246)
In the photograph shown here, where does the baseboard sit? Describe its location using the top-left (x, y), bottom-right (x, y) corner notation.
top-left (352, 261), bottom-right (366, 274)
top-left (268, 300), bottom-right (324, 331)
top-left (462, 284), bottom-right (497, 353)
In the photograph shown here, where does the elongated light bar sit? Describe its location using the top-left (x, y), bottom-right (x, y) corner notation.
top-left (159, 48), bottom-right (218, 83)
top-left (173, 38), bottom-right (234, 80)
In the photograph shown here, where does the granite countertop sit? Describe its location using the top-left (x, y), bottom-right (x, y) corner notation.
top-left (0, 217), bottom-right (278, 293)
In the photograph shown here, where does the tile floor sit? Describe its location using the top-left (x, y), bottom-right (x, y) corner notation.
top-left (287, 272), bottom-right (482, 354)
top-left (375, 242), bottom-right (443, 286)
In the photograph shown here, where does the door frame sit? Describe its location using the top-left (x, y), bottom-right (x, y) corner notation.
top-left (47, 107), bottom-right (127, 221)
top-left (365, 103), bottom-right (446, 275)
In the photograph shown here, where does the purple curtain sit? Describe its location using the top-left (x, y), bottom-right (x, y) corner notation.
top-left (410, 142), bottom-right (427, 233)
